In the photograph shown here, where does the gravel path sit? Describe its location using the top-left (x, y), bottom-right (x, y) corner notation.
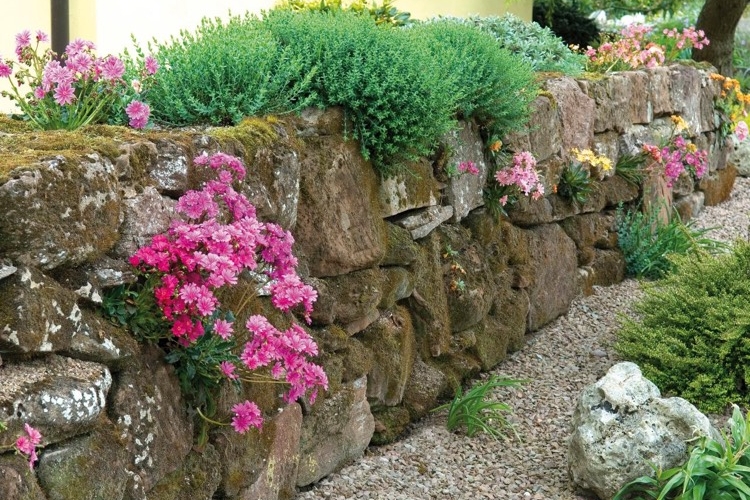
top-left (297, 177), bottom-right (750, 500)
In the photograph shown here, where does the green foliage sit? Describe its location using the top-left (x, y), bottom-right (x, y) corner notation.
top-left (615, 242), bottom-right (750, 414)
top-left (615, 152), bottom-right (647, 186)
top-left (614, 405), bottom-right (750, 499)
top-left (141, 13), bottom-right (317, 126)
top-left (261, 9), bottom-right (459, 173)
top-left (432, 375), bottom-right (525, 440)
top-left (615, 203), bottom-right (728, 279)
top-left (102, 276), bottom-right (240, 414)
top-left (558, 162), bottom-right (593, 205)
top-left (101, 276), bottom-right (169, 342)
top-left (409, 20), bottom-right (537, 138)
top-left (457, 14), bottom-right (587, 75)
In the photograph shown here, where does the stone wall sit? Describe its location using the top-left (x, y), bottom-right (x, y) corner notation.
top-left (0, 64), bottom-right (734, 500)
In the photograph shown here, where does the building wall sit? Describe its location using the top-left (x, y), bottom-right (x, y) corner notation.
top-left (396, 0), bottom-right (532, 21)
top-left (1, 0), bottom-right (533, 113)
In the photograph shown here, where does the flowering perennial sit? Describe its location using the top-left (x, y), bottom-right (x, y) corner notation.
top-left (130, 152), bottom-right (327, 432)
top-left (709, 73), bottom-right (750, 144)
top-left (584, 23), bottom-right (709, 72)
top-left (493, 151), bottom-right (545, 207)
top-left (642, 115), bottom-right (708, 187)
top-left (14, 423), bottom-right (42, 469)
top-left (0, 30), bottom-right (156, 130)
top-left (571, 148), bottom-right (613, 179)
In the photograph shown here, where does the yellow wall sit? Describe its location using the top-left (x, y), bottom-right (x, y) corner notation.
top-left (1, 0), bottom-right (533, 113)
top-left (396, 0), bottom-right (532, 21)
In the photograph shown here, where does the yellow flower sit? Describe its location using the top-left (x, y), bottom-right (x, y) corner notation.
top-left (489, 140), bottom-right (502, 152)
top-left (687, 143), bottom-right (697, 153)
top-left (710, 73), bottom-right (724, 81)
top-left (671, 115), bottom-right (688, 132)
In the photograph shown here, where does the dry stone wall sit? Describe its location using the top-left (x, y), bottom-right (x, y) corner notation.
top-left (0, 64), bottom-right (735, 499)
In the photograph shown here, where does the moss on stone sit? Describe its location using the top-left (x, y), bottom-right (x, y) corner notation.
top-left (207, 116), bottom-right (279, 166)
top-left (370, 405), bottom-right (411, 445)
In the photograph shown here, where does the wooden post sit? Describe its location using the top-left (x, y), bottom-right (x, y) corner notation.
top-left (50, 0), bottom-right (69, 56)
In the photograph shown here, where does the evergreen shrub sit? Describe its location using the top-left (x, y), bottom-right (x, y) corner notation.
top-left (142, 13), bottom-right (316, 126)
top-left (409, 20), bottom-right (538, 138)
top-left (261, 9), bottom-right (459, 173)
top-left (616, 241), bottom-right (750, 414)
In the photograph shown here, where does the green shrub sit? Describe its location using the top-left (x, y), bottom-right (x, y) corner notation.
top-left (277, 0), bottom-right (413, 27)
top-left (457, 14), bottom-right (587, 76)
top-left (409, 20), bottom-right (537, 137)
top-left (615, 203), bottom-right (727, 279)
top-left (141, 13), bottom-right (316, 126)
top-left (615, 242), bottom-right (750, 414)
top-left (262, 9), bottom-right (459, 173)
top-left (432, 375), bottom-right (525, 440)
top-left (615, 405), bottom-right (750, 499)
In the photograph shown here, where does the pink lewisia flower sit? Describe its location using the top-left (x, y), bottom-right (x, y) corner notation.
top-left (213, 318), bottom-right (234, 339)
top-left (736, 121), bottom-right (749, 142)
top-left (125, 100), bottom-right (150, 129)
top-left (458, 161), bottom-right (479, 176)
top-left (231, 401), bottom-right (262, 433)
top-left (35, 30), bottom-right (49, 43)
top-left (100, 55), bottom-right (125, 80)
top-left (15, 424), bottom-right (42, 470)
top-left (220, 361), bottom-right (239, 380)
top-left (54, 82), bottom-right (75, 105)
top-left (144, 55), bottom-right (159, 75)
top-left (65, 38), bottom-right (96, 57)
top-left (15, 30), bottom-right (31, 55)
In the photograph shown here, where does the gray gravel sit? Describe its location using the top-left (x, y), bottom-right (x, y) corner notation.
top-left (297, 178), bottom-right (750, 500)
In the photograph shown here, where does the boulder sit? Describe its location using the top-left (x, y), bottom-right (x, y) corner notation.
top-left (407, 232), bottom-right (452, 359)
top-left (378, 158), bottom-right (440, 217)
top-left (527, 95), bottom-right (563, 162)
top-left (358, 307), bottom-right (416, 407)
top-left (699, 162), bottom-right (737, 206)
top-left (401, 356), bottom-right (447, 420)
top-left (730, 138), bottom-right (750, 177)
top-left (442, 121), bottom-right (489, 222)
top-left (241, 404), bottom-right (303, 500)
top-left (0, 266), bottom-right (136, 364)
top-left (646, 65), bottom-right (673, 116)
top-left (471, 289), bottom-right (529, 370)
top-left (669, 65), bottom-right (703, 136)
top-left (525, 224), bottom-right (579, 331)
top-left (391, 205), bottom-right (454, 240)
top-left (296, 376), bottom-right (374, 487)
top-left (37, 428), bottom-right (130, 500)
top-left (381, 222), bottom-right (420, 267)
top-left (294, 111), bottom-right (387, 277)
top-left (543, 77), bottom-right (595, 154)
top-left (560, 213), bottom-right (618, 267)
top-left (112, 186), bottom-right (176, 260)
top-left (0, 454), bottom-right (47, 500)
top-left (674, 191), bottom-right (705, 222)
top-left (309, 268), bottom-right (384, 329)
top-left (568, 362), bottom-right (716, 500)
top-left (0, 153), bottom-right (121, 270)
top-left (146, 444), bottom-right (222, 500)
top-left (108, 345), bottom-right (193, 498)
top-left (591, 249), bottom-right (626, 287)
top-left (0, 355), bottom-right (111, 446)
top-left (378, 266), bottom-right (414, 310)
top-left (150, 138), bottom-right (191, 194)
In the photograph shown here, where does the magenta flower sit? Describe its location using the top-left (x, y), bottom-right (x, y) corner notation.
top-left (0, 60), bottom-right (11, 78)
top-left (15, 30), bottom-right (31, 56)
top-left (458, 161), bottom-right (479, 176)
top-left (213, 319), bottom-right (234, 339)
top-left (125, 100), bottom-right (150, 129)
top-left (231, 401), bottom-right (262, 433)
top-left (15, 423), bottom-right (42, 469)
top-left (100, 55), bottom-right (125, 80)
top-left (220, 361), bottom-right (239, 380)
top-left (144, 55), bottom-right (159, 75)
top-left (53, 82), bottom-right (75, 105)
top-left (35, 30), bottom-right (49, 43)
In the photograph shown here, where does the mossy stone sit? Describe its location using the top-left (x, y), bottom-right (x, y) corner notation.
top-left (370, 405), bottom-right (411, 445)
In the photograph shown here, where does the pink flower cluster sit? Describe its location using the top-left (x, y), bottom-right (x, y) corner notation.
top-left (642, 136), bottom-right (708, 187)
top-left (458, 161), bottom-right (479, 176)
top-left (130, 152), bottom-right (327, 431)
top-left (0, 29), bottom-right (157, 130)
top-left (125, 100), bottom-right (151, 129)
top-left (15, 423), bottom-right (42, 470)
top-left (231, 401), bottom-right (262, 434)
top-left (585, 23), bottom-right (709, 72)
top-left (585, 24), bottom-right (664, 70)
top-left (663, 26), bottom-right (709, 51)
top-left (494, 151), bottom-right (545, 206)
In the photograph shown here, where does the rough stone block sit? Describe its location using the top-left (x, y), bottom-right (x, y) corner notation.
top-left (379, 158), bottom-right (440, 218)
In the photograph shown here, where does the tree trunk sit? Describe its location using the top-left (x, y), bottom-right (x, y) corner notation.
top-left (693, 0), bottom-right (749, 76)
